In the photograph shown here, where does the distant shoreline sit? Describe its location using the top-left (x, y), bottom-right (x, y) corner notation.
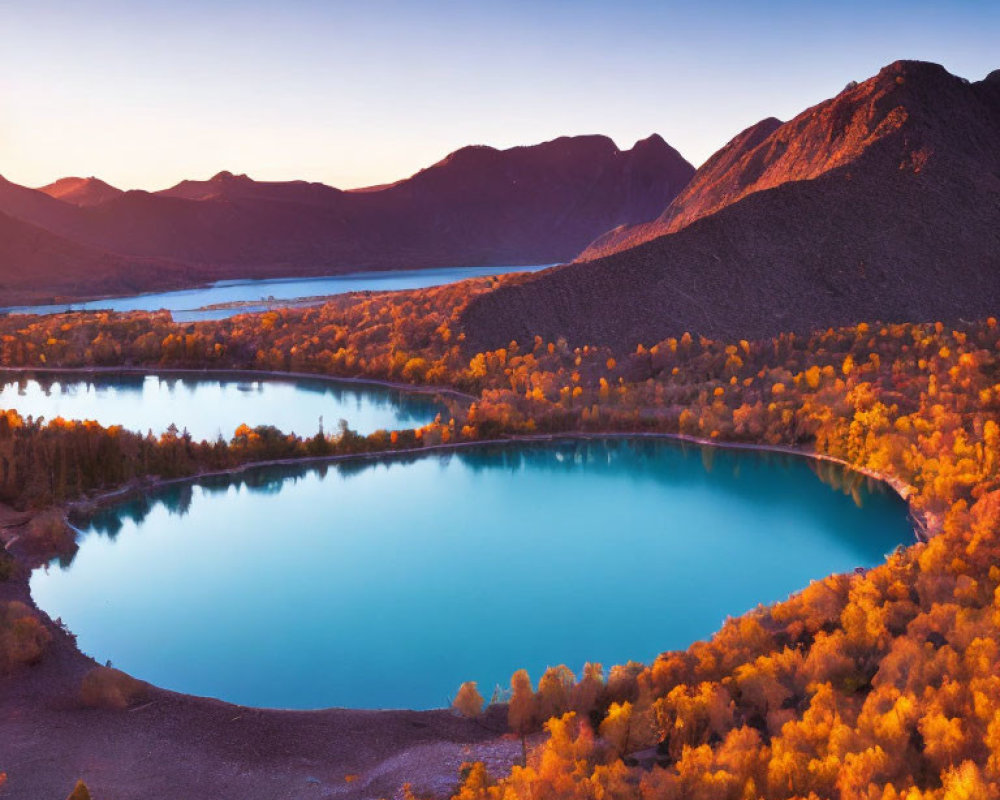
top-left (0, 262), bottom-right (556, 316)
top-left (61, 428), bottom-right (931, 545)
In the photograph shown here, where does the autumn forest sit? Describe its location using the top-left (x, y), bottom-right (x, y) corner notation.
top-left (2, 270), bottom-right (1000, 797)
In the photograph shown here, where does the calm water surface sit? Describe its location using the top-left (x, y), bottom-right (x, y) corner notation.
top-left (1, 264), bottom-right (551, 321)
top-left (0, 372), bottom-right (443, 440)
top-left (30, 439), bottom-right (913, 710)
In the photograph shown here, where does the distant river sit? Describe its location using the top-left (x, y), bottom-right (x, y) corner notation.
top-left (31, 439), bottom-right (913, 710)
top-left (0, 264), bottom-right (552, 322)
top-left (0, 371), bottom-right (444, 440)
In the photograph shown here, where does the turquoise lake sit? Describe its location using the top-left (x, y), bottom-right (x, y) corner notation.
top-left (1, 263), bottom-right (551, 321)
top-left (0, 372), bottom-right (444, 440)
top-left (30, 439), bottom-right (913, 711)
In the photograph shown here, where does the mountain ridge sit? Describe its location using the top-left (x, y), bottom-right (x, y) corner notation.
top-left (581, 60), bottom-right (995, 260)
top-left (0, 210), bottom-right (200, 304)
top-left (0, 133), bottom-right (694, 303)
top-left (38, 176), bottom-right (123, 208)
top-left (460, 60), bottom-right (1000, 351)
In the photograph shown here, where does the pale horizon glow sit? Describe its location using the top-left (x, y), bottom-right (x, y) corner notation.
top-left (1, 0), bottom-right (997, 192)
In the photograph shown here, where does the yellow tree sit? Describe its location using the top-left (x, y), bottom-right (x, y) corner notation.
top-left (508, 669), bottom-right (538, 766)
top-left (537, 665), bottom-right (575, 721)
top-left (453, 681), bottom-right (484, 718)
top-left (599, 701), bottom-right (633, 757)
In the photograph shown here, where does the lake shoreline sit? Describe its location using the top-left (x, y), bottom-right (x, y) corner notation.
top-left (0, 262), bottom-right (556, 317)
top-left (0, 402), bottom-right (930, 798)
top-left (55, 429), bottom-right (930, 545)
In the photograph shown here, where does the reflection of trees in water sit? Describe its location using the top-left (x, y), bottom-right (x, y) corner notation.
top-left (808, 458), bottom-right (886, 508)
top-left (80, 509), bottom-right (124, 540)
top-left (160, 374), bottom-right (446, 427)
top-left (77, 439), bottom-right (909, 562)
top-left (335, 458), bottom-right (376, 479)
top-left (55, 551), bottom-right (76, 570)
top-left (0, 371), bottom-right (148, 400)
top-left (77, 493), bottom-right (155, 539)
top-left (294, 378), bottom-right (448, 425)
top-left (307, 381), bottom-right (445, 426)
top-left (158, 376), bottom-right (221, 395)
top-left (119, 494), bottom-right (154, 528)
top-left (452, 439), bottom-right (723, 481)
top-left (450, 439), bottom-right (904, 547)
top-left (81, 464), bottom-right (320, 532)
top-left (0, 371), bottom-right (444, 417)
top-left (0, 374), bottom-right (446, 449)
top-left (238, 471), bottom-right (289, 495)
top-left (157, 484), bottom-right (195, 516)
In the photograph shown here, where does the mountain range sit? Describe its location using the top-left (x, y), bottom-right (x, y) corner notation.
top-left (0, 135), bottom-right (694, 304)
top-left (461, 60), bottom-right (1000, 350)
top-left (39, 176), bottom-right (124, 207)
top-left (3, 59), bottom-right (998, 352)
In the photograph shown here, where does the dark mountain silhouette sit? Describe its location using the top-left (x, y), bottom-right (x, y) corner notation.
top-left (584, 117), bottom-right (784, 258)
top-left (0, 211), bottom-right (198, 305)
top-left (157, 171), bottom-right (345, 205)
top-left (460, 61), bottom-right (1000, 352)
top-left (38, 177), bottom-right (123, 208)
top-left (0, 175), bottom-right (82, 233)
top-left (0, 135), bottom-right (694, 302)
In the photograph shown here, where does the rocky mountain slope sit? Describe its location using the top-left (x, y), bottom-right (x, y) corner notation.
top-left (461, 61), bottom-right (1000, 351)
top-left (0, 135), bottom-right (693, 303)
top-left (0, 211), bottom-right (196, 305)
top-left (38, 177), bottom-right (123, 208)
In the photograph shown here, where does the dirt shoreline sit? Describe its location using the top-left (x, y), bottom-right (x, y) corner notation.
top-left (0, 423), bottom-right (930, 799)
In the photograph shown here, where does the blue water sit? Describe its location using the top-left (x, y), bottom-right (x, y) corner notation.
top-left (30, 439), bottom-right (913, 711)
top-left (0, 372), bottom-right (443, 440)
top-left (1, 264), bottom-right (552, 322)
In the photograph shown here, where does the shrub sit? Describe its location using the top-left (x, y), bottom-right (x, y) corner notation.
top-left (0, 601), bottom-right (52, 670)
top-left (66, 780), bottom-right (92, 800)
top-left (79, 666), bottom-right (147, 710)
top-left (23, 512), bottom-right (78, 561)
top-left (452, 681), bottom-right (484, 718)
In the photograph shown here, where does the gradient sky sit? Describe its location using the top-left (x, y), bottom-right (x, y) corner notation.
top-left (2, 0), bottom-right (997, 191)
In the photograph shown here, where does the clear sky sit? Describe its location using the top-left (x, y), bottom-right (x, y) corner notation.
top-left (1, 0), bottom-right (997, 191)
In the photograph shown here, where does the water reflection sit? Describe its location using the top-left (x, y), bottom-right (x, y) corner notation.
top-left (0, 371), bottom-right (444, 440)
top-left (36, 438), bottom-right (913, 710)
top-left (2, 263), bottom-right (553, 321)
top-left (74, 439), bottom-right (906, 556)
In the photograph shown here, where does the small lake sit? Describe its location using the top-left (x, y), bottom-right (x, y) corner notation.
top-left (0, 372), bottom-right (444, 440)
top-left (30, 439), bottom-right (913, 710)
top-left (1, 264), bottom-right (552, 322)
